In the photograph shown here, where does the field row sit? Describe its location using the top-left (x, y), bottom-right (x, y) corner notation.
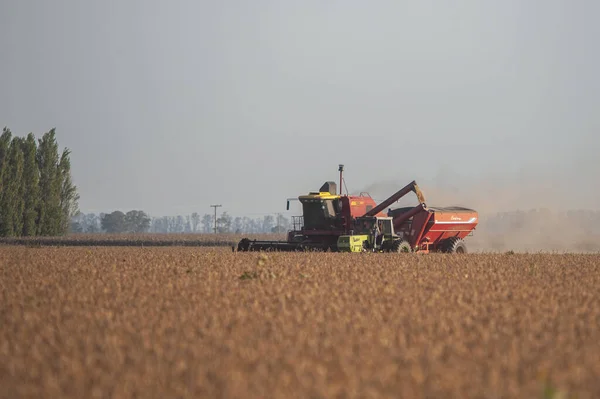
top-left (2, 232), bottom-right (599, 253)
top-left (0, 233), bottom-right (280, 248)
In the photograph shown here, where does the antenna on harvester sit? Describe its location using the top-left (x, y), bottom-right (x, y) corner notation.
top-left (338, 164), bottom-right (344, 195)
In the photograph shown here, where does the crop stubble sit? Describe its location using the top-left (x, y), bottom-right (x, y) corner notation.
top-left (1, 247), bottom-right (599, 398)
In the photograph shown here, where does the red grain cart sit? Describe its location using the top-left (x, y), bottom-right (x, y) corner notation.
top-left (363, 181), bottom-right (478, 253)
top-left (388, 205), bottom-right (478, 253)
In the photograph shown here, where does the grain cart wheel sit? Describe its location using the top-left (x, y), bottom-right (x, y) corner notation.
top-left (441, 237), bottom-right (467, 254)
top-left (392, 240), bottom-right (412, 253)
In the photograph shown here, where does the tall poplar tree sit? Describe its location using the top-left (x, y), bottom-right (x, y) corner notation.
top-left (0, 127), bottom-right (77, 237)
top-left (6, 137), bottom-right (25, 236)
top-left (58, 148), bottom-right (79, 233)
top-left (21, 133), bottom-right (40, 236)
top-left (36, 129), bottom-right (61, 236)
top-left (0, 128), bottom-right (13, 235)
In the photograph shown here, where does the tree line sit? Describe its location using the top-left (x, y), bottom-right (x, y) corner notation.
top-left (72, 208), bottom-right (600, 235)
top-left (0, 128), bottom-right (78, 237)
top-left (71, 211), bottom-right (292, 234)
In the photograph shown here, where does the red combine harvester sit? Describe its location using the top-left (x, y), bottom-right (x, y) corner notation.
top-left (237, 165), bottom-right (478, 253)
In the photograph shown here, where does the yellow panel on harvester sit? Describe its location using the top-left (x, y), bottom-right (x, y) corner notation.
top-left (337, 235), bottom-right (368, 252)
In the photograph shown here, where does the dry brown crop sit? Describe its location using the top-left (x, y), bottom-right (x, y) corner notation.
top-left (1, 247), bottom-right (599, 398)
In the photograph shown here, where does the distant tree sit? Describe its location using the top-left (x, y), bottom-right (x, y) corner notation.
top-left (273, 214), bottom-right (290, 233)
top-left (176, 215), bottom-right (186, 233)
top-left (124, 210), bottom-right (151, 233)
top-left (201, 213), bottom-right (212, 233)
top-left (262, 215), bottom-right (275, 233)
top-left (96, 210), bottom-right (151, 233)
top-left (217, 212), bottom-right (232, 233)
top-left (240, 216), bottom-right (252, 233)
top-left (233, 217), bottom-right (243, 234)
top-left (101, 211), bottom-right (126, 233)
top-left (21, 133), bottom-right (40, 236)
top-left (167, 216), bottom-right (179, 233)
top-left (70, 218), bottom-right (84, 233)
top-left (83, 213), bottom-right (101, 233)
top-left (191, 212), bottom-right (200, 232)
top-left (151, 216), bottom-right (169, 233)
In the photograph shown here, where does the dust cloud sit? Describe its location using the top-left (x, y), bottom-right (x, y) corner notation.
top-left (355, 169), bottom-right (600, 253)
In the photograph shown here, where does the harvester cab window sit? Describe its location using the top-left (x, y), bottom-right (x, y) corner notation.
top-left (324, 200), bottom-right (336, 218)
top-left (379, 219), bottom-right (392, 235)
top-left (360, 222), bottom-right (368, 233)
top-left (355, 218), bottom-right (375, 234)
top-left (354, 217), bottom-right (392, 236)
top-left (302, 199), bottom-right (339, 230)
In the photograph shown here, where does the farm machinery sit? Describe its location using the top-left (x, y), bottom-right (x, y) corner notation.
top-left (237, 166), bottom-right (478, 253)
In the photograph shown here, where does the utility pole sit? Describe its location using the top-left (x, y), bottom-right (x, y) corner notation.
top-left (210, 204), bottom-right (222, 234)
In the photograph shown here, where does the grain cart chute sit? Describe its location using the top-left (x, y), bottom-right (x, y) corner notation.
top-left (362, 180), bottom-right (425, 218)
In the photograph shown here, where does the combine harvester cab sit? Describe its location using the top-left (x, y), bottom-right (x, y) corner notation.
top-left (237, 178), bottom-right (384, 252)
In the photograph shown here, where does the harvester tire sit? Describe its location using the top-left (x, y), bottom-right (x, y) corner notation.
top-left (237, 238), bottom-right (250, 252)
top-left (392, 240), bottom-right (412, 253)
top-left (441, 237), bottom-right (467, 254)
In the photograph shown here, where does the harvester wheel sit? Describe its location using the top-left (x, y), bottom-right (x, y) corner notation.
top-left (237, 238), bottom-right (250, 252)
top-left (392, 240), bottom-right (412, 253)
top-left (441, 237), bottom-right (467, 254)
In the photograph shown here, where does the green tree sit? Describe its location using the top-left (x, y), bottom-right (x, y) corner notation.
top-left (0, 128), bottom-right (76, 237)
top-left (217, 211), bottom-right (232, 233)
top-left (36, 129), bottom-right (62, 235)
top-left (6, 137), bottom-right (25, 236)
top-left (21, 133), bottom-right (40, 236)
top-left (0, 128), bottom-right (12, 234)
top-left (201, 214), bottom-right (212, 233)
top-left (58, 148), bottom-right (79, 233)
top-left (124, 210), bottom-right (151, 233)
top-left (0, 132), bottom-right (26, 236)
top-left (101, 211), bottom-right (126, 233)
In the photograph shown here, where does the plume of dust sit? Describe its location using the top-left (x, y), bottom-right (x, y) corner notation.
top-left (355, 172), bottom-right (600, 253)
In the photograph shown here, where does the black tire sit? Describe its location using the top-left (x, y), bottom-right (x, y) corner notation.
top-left (441, 237), bottom-right (467, 254)
top-left (392, 240), bottom-right (412, 253)
top-left (237, 238), bottom-right (250, 252)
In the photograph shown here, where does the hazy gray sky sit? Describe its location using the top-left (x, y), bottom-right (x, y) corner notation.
top-left (1, 1), bottom-right (598, 217)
